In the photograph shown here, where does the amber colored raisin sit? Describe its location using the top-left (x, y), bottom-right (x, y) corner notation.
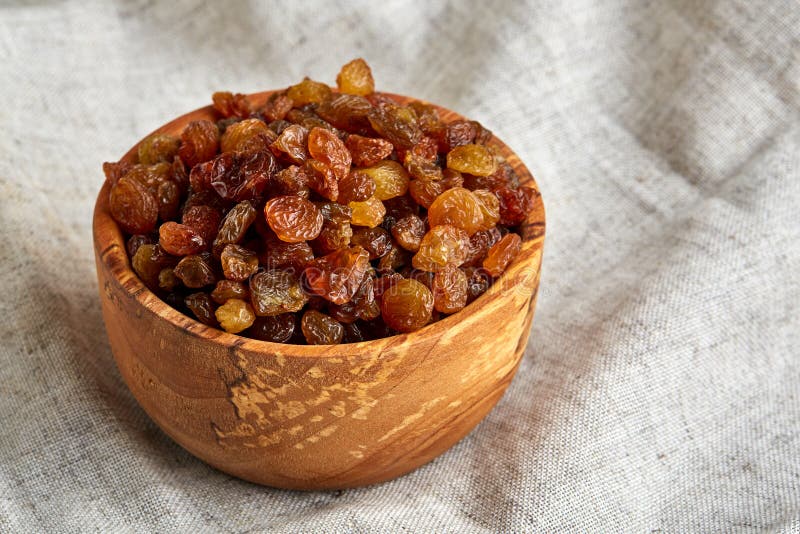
top-left (190, 150), bottom-right (276, 201)
top-left (367, 103), bottom-right (422, 149)
top-left (496, 186), bottom-right (537, 226)
top-left (351, 227), bottom-right (392, 259)
top-left (301, 310), bottom-right (344, 345)
top-left (433, 120), bottom-right (477, 153)
top-left (463, 228), bottom-right (502, 267)
top-left (212, 91), bottom-right (252, 119)
top-left (377, 245), bottom-right (410, 274)
top-left (358, 160), bottom-right (409, 200)
top-left (138, 133), bottom-right (180, 165)
top-left (427, 187), bottom-right (484, 236)
top-left (182, 205), bottom-right (222, 245)
top-left (178, 120), bottom-right (219, 168)
top-left (336, 58), bottom-right (375, 96)
top-left (345, 134), bottom-right (394, 167)
top-left (270, 124), bottom-right (309, 165)
top-left (250, 269), bottom-right (309, 316)
top-left (271, 165), bottom-right (311, 198)
top-left (349, 196), bottom-right (385, 228)
top-left (211, 279), bottom-right (250, 304)
top-left (158, 268), bottom-right (179, 291)
top-left (304, 159), bottom-right (339, 201)
top-left (174, 253), bottom-right (217, 288)
top-left (329, 274), bottom-right (380, 323)
top-left (220, 118), bottom-right (270, 153)
top-left (447, 144), bottom-right (497, 177)
top-left (109, 175), bottom-right (159, 234)
top-left (303, 246), bottom-right (370, 304)
top-left (338, 170), bottom-right (376, 204)
top-left (132, 244), bottom-right (177, 288)
top-left (155, 180), bottom-right (180, 221)
top-left (246, 314), bottom-right (296, 343)
top-left (431, 264), bottom-right (468, 314)
top-left (407, 101), bottom-right (442, 135)
top-left (103, 160), bottom-right (133, 185)
top-left (261, 239), bottom-right (314, 272)
top-left (412, 225), bottom-right (471, 272)
top-left (123, 162), bottom-right (172, 197)
top-left (286, 78), bottom-right (332, 106)
top-left (391, 214), bottom-right (426, 252)
top-left (312, 204), bottom-right (353, 255)
top-left (472, 189), bottom-right (501, 231)
top-left (264, 195), bottom-right (323, 243)
top-left (127, 234), bottom-right (154, 258)
top-left (185, 292), bottom-right (219, 327)
top-left (404, 152), bottom-right (442, 182)
top-left (215, 298), bottom-right (256, 333)
top-left (158, 222), bottom-right (205, 255)
top-left (212, 201), bottom-right (257, 254)
top-left (171, 155), bottom-right (189, 193)
top-left (308, 127), bottom-right (351, 181)
top-left (260, 93), bottom-right (294, 122)
top-left (483, 233), bottom-right (522, 277)
top-left (408, 179), bottom-right (443, 209)
top-left (409, 136), bottom-right (439, 161)
top-left (316, 94), bottom-right (373, 133)
top-left (220, 244), bottom-right (259, 282)
top-left (380, 279), bottom-right (433, 333)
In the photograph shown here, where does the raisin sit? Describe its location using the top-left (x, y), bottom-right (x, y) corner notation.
top-left (377, 245), bottom-right (410, 274)
top-left (174, 253), bottom-right (217, 288)
top-left (408, 179), bottom-right (444, 209)
top-left (407, 101), bottom-right (442, 135)
top-left (158, 268), bottom-right (180, 291)
top-left (367, 103), bottom-right (422, 149)
top-left (431, 264), bottom-right (468, 314)
top-left (158, 222), bottom-right (206, 255)
top-left (483, 233), bottom-right (522, 277)
top-left (270, 124), bottom-right (309, 165)
top-left (380, 279), bottom-right (433, 333)
top-left (260, 93), bottom-right (293, 122)
top-left (246, 314), bottom-right (296, 343)
top-left (349, 196), bottom-right (385, 227)
top-left (316, 94), bottom-right (373, 133)
top-left (329, 274), bottom-right (380, 323)
top-left (138, 133), bottom-right (180, 165)
top-left (181, 205), bottom-right (222, 244)
top-left (271, 165), bottom-right (311, 198)
top-left (404, 152), bottom-right (442, 182)
top-left (463, 227), bottom-right (502, 266)
top-left (264, 195), bottom-right (324, 243)
top-left (433, 120), bottom-right (477, 152)
top-left (185, 292), bottom-right (219, 327)
top-left (359, 160), bottom-right (409, 200)
top-left (109, 175), bottom-right (158, 234)
top-left (338, 170), bottom-right (376, 204)
top-left (220, 244), bottom-right (259, 281)
top-left (220, 118), bottom-right (271, 153)
top-left (190, 150), bottom-right (276, 201)
top-left (261, 239), bottom-right (314, 271)
top-left (336, 58), bottom-right (374, 96)
top-left (345, 134), bottom-right (394, 167)
top-left (464, 266), bottom-right (492, 302)
top-left (126, 234), bottom-right (154, 258)
top-left (412, 225), bottom-right (470, 272)
top-left (304, 159), bottom-right (339, 201)
top-left (301, 310), bottom-right (344, 344)
top-left (132, 244), bottom-right (177, 289)
top-left (215, 298), bottom-right (256, 333)
top-left (103, 160), bottom-right (133, 185)
top-left (213, 201), bottom-right (257, 254)
top-left (351, 227), bottom-right (392, 259)
top-left (373, 271), bottom-right (404, 298)
top-left (303, 246), bottom-right (370, 304)
top-left (312, 203), bottom-right (353, 254)
top-left (496, 186), bottom-right (537, 226)
top-left (250, 269), bottom-right (309, 316)
top-left (447, 144), bottom-right (497, 176)
top-left (307, 127), bottom-right (351, 181)
top-left (473, 189), bottom-right (501, 231)
top-left (286, 78), bottom-right (332, 106)
top-left (211, 279), bottom-right (250, 304)
top-left (156, 179), bottom-right (180, 221)
top-left (391, 214), bottom-right (426, 252)
top-left (341, 322), bottom-right (365, 343)
top-left (427, 187), bottom-right (484, 236)
top-left (212, 91), bottom-right (252, 119)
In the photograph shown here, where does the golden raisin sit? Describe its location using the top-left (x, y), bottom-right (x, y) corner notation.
top-left (286, 78), bottom-right (332, 106)
top-left (307, 127), bottom-right (351, 181)
top-left (336, 58), bottom-right (375, 96)
top-left (303, 246), bottom-right (370, 304)
top-left (210, 280), bottom-right (250, 305)
top-left (359, 160), bottom-right (409, 200)
top-left (215, 298), bottom-right (256, 333)
top-left (472, 189), bottom-right (501, 231)
top-left (212, 92), bottom-right (252, 119)
top-left (412, 225), bottom-right (470, 272)
top-left (270, 124), bottom-right (309, 165)
top-left (109, 175), bottom-right (158, 234)
top-left (250, 270), bottom-right (309, 316)
top-left (174, 254), bottom-right (217, 288)
top-left (432, 264), bottom-right (468, 314)
top-left (446, 144), bottom-right (497, 176)
top-left (391, 214), bottom-right (426, 252)
top-left (301, 310), bottom-right (344, 344)
top-left (338, 170), bottom-right (376, 204)
top-left (220, 244), bottom-right (259, 281)
top-left (483, 233), bottom-right (522, 277)
top-left (220, 118), bottom-right (271, 153)
top-left (349, 196), bottom-right (386, 227)
top-left (138, 133), bottom-right (180, 165)
top-left (264, 195), bottom-right (324, 242)
top-left (380, 279), bottom-right (433, 332)
top-left (427, 187), bottom-right (485, 236)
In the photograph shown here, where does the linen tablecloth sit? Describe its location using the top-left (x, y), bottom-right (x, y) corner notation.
top-left (1, 1), bottom-right (798, 531)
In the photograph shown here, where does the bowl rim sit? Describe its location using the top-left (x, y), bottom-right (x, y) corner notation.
top-left (93, 91), bottom-right (546, 357)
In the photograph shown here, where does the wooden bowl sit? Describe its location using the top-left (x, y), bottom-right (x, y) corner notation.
top-left (93, 92), bottom-right (545, 490)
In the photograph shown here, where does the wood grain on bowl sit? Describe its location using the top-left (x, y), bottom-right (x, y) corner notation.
top-left (93, 93), bottom-right (545, 490)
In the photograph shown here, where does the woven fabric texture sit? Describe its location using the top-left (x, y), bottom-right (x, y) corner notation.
top-left (1, 1), bottom-right (798, 532)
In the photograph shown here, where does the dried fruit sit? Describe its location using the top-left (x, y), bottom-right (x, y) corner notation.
top-left (307, 127), bottom-right (351, 181)
top-left (213, 201), bottom-right (257, 254)
top-left (404, 152), bottom-right (442, 182)
top-left (264, 195), bottom-right (324, 242)
top-left (447, 144), bottom-right (497, 176)
top-left (351, 227), bottom-right (392, 259)
top-left (215, 298), bottom-right (256, 333)
top-left (427, 187), bottom-right (485, 235)
top-left (380, 279), bottom-right (433, 332)
top-left (483, 233), bottom-right (522, 277)
top-left (464, 266), bottom-right (492, 302)
top-left (338, 170), bottom-right (376, 204)
top-left (247, 314), bottom-right (296, 343)
top-left (412, 225), bottom-right (470, 272)
top-left (159, 222), bottom-right (205, 255)
top-left (496, 186), bottom-right (537, 226)
top-left (190, 150), bottom-right (276, 201)
top-left (286, 78), bottom-right (332, 106)
top-left (220, 244), bottom-right (259, 281)
top-left (250, 269), bottom-right (308, 316)
top-left (270, 124), bottom-right (309, 165)
top-left (212, 91), bottom-right (252, 119)
top-left (127, 234), bottom-right (154, 258)
top-left (260, 93), bottom-right (293, 122)
top-left (473, 189), bottom-right (501, 231)
top-left (367, 103), bottom-right (422, 149)
top-left (349, 196), bottom-right (385, 227)
top-left (182, 205), bottom-right (222, 244)
top-left (156, 179), bottom-right (180, 221)
top-left (303, 246), bottom-right (370, 304)
top-left (391, 214), bottom-right (426, 252)
top-left (185, 292), bottom-right (218, 327)
top-left (316, 95), bottom-right (373, 133)
top-left (132, 244), bottom-right (177, 288)
top-left (336, 58), bottom-right (374, 96)
top-left (408, 179), bottom-right (444, 209)
top-left (220, 118), bottom-right (271, 153)
top-left (174, 254), bottom-right (217, 288)
top-left (211, 279), bottom-right (250, 304)
top-left (138, 133), bottom-right (180, 165)
top-left (359, 160), bottom-right (409, 200)
top-left (109, 176), bottom-right (158, 234)
top-left (345, 134), bottom-right (394, 167)
top-left (463, 228), bottom-right (502, 266)
top-left (303, 159), bottom-right (339, 201)
top-left (301, 310), bottom-right (344, 344)
top-left (329, 274), bottom-right (380, 323)
top-left (261, 240), bottom-right (314, 271)
top-left (432, 264), bottom-right (468, 314)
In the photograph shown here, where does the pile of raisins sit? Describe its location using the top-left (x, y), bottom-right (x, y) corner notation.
top-left (104, 59), bottom-right (537, 344)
